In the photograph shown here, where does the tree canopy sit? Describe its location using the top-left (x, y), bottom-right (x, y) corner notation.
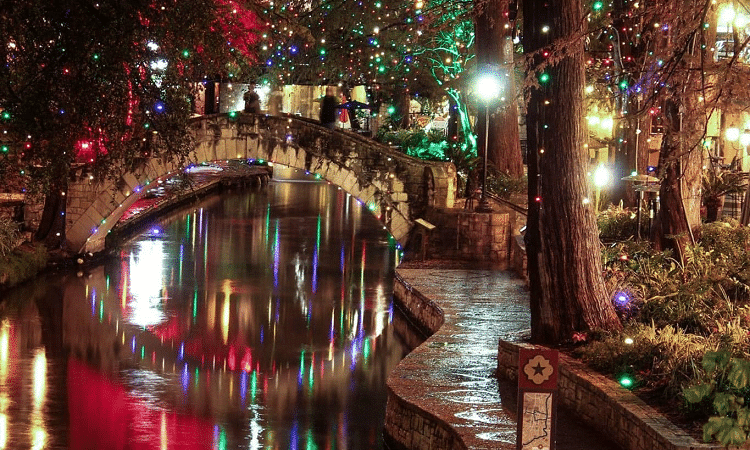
top-left (0, 0), bottom-right (262, 197)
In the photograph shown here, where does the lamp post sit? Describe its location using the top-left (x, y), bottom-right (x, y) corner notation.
top-left (474, 67), bottom-right (504, 213)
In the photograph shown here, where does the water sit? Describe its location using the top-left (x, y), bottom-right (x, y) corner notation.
top-left (0, 178), bottom-right (419, 449)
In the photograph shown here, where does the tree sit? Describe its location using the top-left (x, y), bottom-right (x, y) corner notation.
top-left (474, 0), bottom-right (524, 177)
top-left (522, 0), bottom-right (622, 344)
top-left (0, 0), bottom-right (261, 247)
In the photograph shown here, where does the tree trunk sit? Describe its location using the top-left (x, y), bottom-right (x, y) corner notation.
top-left (34, 178), bottom-right (67, 249)
top-left (523, 0), bottom-right (621, 344)
top-left (651, 92), bottom-right (693, 258)
top-left (474, 0), bottom-right (524, 177)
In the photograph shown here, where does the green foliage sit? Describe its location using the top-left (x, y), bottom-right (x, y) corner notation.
top-left (0, 0), bottom-right (260, 196)
top-left (376, 128), bottom-right (450, 161)
top-left (702, 165), bottom-right (747, 203)
top-left (587, 218), bottom-right (750, 445)
top-left (0, 219), bottom-right (20, 257)
top-left (486, 169), bottom-right (526, 200)
top-left (683, 351), bottom-right (750, 446)
top-left (597, 204), bottom-right (639, 242)
top-left (0, 243), bottom-right (48, 290)
top-left (579, 324), bottom-right (708, 397)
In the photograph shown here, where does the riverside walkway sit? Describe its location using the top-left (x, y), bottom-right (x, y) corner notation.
top-left (389, 263), bottom-right (622, 450)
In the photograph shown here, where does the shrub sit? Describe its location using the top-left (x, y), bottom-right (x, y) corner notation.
top-left (0, 243), bottom-right (48, 290)
top-left (487, 169), bottom-right (526, 199)
top-left (684, 350), bottom-right (750, 446)
top-left (0, 218), bottom-right (20, 257)
top-left (597, 204), bottom-right (638, 242)
top-left (588, 217), bottom-right (750, 445)
top-left (579, 323), bottom-right (708, 397)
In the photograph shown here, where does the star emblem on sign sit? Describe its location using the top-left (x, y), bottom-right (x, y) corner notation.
top-left (523, 354), bottom-right (554, 385)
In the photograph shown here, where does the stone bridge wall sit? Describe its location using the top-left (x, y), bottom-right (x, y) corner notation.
top-left (63, 113), bottom-right (456, 254)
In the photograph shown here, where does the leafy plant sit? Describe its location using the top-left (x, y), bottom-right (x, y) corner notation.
top-left (702, 164), bottom-right (747, 223)
top-left (487, 169), bottom-right (526, 199)
top-left (0, 243), bottom-right (47, 289)
top-left (684, 351), bottom-right (750, 446)
top-left (597, 204), bottom-right (639, 242)
top-left (0, 219), bottom-right (20, 257)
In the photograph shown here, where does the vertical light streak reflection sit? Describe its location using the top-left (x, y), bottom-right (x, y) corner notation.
top-left (0, 412), bottom-right (6, 449)
top-left (31, 348), bottom-right (46, 450)
top-left (203, 210), bottom-right (208, 281)
top-left (240, 371), bottom-right (247, 407)
top-left (264, 204), bottom-right (270, 243)
top-left (179, 243), bottom-right (184, 286)
top-left (128, 240), bottom-right (167, 327)
top-left (32, 348), bottom-right (46, 409)
top-left (306, 428), bottom-right (315, 450)
top-left (297, 350), bottom-right (305, 388)
top-left (221, 280), bottom-right (232, 344)
top-left (312, 215), bottom-right (320, 294)
top-left (160, 410), bottom-right (168, 450)
top-left (250, 370), bottom-right (257, 404)
top-left (328, 313), bottom-right (335, 361)
top-left (181, 363), bottom-right (189, 394)
top-left (192, 290), bottom-right (198, 324)
top-left (374, 284), bottom-right (386, 337)
top-left (290, 420), bottom-right (299, 450)
top-left (0, 320), bottom-right (8, 383)
top-left (360, 241), bottom-right (366, 332)
top-left (273, 220), bottom-right (280, 289)
top-left (0, 320), bottom-right (8, 449)
top-left (249, 407), bottom-right (262, 449)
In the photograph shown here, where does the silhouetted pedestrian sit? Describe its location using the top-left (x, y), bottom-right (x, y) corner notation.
top-left (319, 87), bottom-right (337, 130)
top-left (243, 89), bottom-right (260, 113)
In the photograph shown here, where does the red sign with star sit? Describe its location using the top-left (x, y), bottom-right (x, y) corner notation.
top-left (518, 348), bottom-right (559, 391)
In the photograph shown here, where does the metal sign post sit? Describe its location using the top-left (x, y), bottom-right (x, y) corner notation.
top-left (516, 348), bottom-right (559, 450)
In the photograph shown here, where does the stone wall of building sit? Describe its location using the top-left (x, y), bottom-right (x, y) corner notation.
top-left (496, 340), bottom-right (722, 450)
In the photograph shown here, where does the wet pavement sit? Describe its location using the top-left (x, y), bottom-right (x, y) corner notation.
top-left (391, 265), bottom-right (623, 450)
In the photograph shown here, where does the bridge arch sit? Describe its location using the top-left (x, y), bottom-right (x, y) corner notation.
top-left (65, 114), bottom-right (457, 254)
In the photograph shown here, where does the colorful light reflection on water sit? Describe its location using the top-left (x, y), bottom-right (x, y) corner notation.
top-left (0, 179), bottom-right (416, 449)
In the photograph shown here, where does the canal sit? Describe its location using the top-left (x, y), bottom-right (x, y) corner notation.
top-left (0, 174), bottom-right (422, 449)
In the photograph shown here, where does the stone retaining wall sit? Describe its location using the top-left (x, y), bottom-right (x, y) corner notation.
top-left (386, 273), bottom-right (466, 450)
top-left (419, 207), bottom-right (521, 267)
top-left (496, 340), bottom-right (722, 450)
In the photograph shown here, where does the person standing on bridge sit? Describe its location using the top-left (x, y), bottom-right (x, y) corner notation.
top-left (319, 86), bottom-right (338, 130)
top-left (243, 89), bottom-right (260, 113)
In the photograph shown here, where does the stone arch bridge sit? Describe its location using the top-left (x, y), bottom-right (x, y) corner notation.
top-left (65, 113), bottom-right (457, 254)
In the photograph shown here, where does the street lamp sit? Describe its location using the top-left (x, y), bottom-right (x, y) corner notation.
top-left (474, 66), bottom-right (504, 213)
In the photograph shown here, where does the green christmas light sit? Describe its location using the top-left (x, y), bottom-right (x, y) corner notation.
top-left (619, 374), bottom-right (634, 388)
top-left (228, 111), bottom-right (238, 119)
top-left (1, 145), bottom-right (8, 153)
top-left (182, 49), bottom-right (190, 58)
top-left (619, 79), bottom-right (628, 90)
top-left (539, 72), bottom-right (550, 84)
top-left (1, 111), bottom-right (11, 120)
top-left (592, 1), bottom-right (603, 10)
top-left (387, 105), bottom-right (396, 115)
top-left (92, 53), bottom-right (100, 60)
